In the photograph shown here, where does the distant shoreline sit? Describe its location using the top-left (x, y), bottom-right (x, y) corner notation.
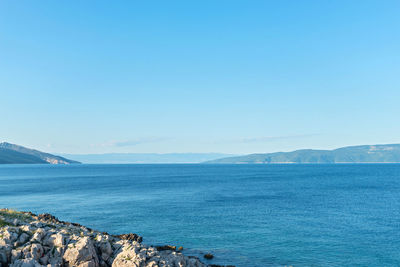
top-left (2, 162), bottom-right (400, 165)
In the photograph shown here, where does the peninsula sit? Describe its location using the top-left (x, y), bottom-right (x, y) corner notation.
top-left (0, 143), bottom-right (80, 164)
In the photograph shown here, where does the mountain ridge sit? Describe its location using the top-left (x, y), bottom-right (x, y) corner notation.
top-left (61, 153), bottom-right (236, 164)
top-left (204, 144), bottom-right (400, 164)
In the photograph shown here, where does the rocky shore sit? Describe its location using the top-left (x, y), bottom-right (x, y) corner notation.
top-left (0, 209), bottom-right (232, 267)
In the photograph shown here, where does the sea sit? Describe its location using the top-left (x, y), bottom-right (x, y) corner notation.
top-left (0, 164), bottom-right (399, 266)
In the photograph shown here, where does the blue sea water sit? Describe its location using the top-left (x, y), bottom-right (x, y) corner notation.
top-left (0, 164), bottom-right (399, 266)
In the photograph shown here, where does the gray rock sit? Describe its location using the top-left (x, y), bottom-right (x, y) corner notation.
top-left (32, 229), bottom-right (46, 243)
top-left (39, 254), bottom-right (48, 265)
top-left (18, 233), bottom-right (30, 246)
top-left (11, 249), bottom-right (22, 262)
top-left (63, 237), bottom-right (99, 267)
top-left (10, 258), bottom-right (42, 267)
top-left (1, 209), bottom-right (209, 267)
top-left (99, 241), bottom-right (112, 261)
top-left (30, 244), bottom-right (44, 260)
top-left (0, 250), bottom-right (8, 265)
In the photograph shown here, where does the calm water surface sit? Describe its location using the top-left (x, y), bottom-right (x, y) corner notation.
top-left (0, 164), bottom-right (399, 266)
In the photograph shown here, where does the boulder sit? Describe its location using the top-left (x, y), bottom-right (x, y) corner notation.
top-left (44, 233), bottom-right (64, 248)
top-left (32, 229), bottom-right (45, 243)
top-left (17, 233), bottom-right (30, 246)
top-left (30, 244), bottom-right (43, 260)
top-left (63, 237), bottom-right (99, 267)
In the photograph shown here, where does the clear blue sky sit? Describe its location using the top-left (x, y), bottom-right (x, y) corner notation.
top-left (1, 1), bottom-right (399, 154)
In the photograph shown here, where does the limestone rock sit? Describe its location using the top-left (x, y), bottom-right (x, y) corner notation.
top-left (30, 243), bottom-right (44, 260)
top-left (32, 228), bottom-right (45, 243)
top-left (63, 237), bottom-right (99, 267)
top-left (0, 209), bottom-right (209, 267)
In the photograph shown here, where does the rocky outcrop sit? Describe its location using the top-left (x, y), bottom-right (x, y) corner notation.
top-left (0, 209), bottom-right (209, 267)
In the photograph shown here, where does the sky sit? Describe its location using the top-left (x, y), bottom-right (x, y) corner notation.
top-left (1, 0), bottom-right (400, 154)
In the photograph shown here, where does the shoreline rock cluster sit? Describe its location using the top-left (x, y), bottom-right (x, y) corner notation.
top-left (0, 209), bottom-right (232, 267)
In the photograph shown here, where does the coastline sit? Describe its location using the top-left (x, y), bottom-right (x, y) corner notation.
top-left (0, 209), bottom-right (232, 267)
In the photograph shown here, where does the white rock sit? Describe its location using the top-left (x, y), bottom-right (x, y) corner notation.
top-left (44, 233), bottom-right (64, 248)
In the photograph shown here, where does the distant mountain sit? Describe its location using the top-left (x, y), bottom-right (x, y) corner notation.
top-left (0, 142), bottom-right (80, 164)
top-left (204, 144), bottom-right (400, 164)
top-left (62, 153), bottom-right (236, 164)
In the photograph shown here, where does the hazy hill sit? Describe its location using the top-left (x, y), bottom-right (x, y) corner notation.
top-left (62, 153), bottom-right (236, 164)
top-left (204, 144), bottom-right (400, 164)
top-left (0, 142), bottom-right (80, 164)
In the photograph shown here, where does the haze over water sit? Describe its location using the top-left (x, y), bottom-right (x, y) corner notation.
top-left (1, 164), bottom-right (399, 267)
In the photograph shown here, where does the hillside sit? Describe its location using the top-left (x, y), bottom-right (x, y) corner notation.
top-left (204, 144), bottom-right (400, 164)
top-left (0, 142), bottom-right (80, 164)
